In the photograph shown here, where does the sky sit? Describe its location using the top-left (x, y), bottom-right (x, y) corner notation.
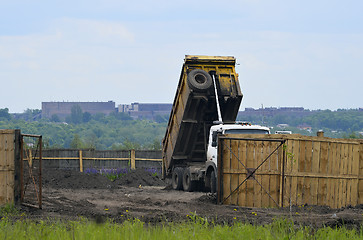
top-left (0, 0), bottom-right (362, 113)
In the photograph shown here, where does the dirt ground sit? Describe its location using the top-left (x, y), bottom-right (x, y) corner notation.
top-left (19, 169), bottom-right (363, 229)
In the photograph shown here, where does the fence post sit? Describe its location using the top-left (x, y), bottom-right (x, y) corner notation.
top-left (130, 149), bottom-right (136, 170)
top-left (79, 150), bottom-right (83, 172)
top-left (29, 149), bottom-right (33, 167)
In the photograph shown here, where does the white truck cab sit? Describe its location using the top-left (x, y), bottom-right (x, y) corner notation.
top-left (207, 123), bottom-right (270, 166)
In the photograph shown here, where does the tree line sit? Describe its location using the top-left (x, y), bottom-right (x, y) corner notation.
top-left (237, 109), bottom-right (363, 135)
top-left (0, 107), bottom-right (167, 150)
top-left (0, 107), bottom-right (361, 150)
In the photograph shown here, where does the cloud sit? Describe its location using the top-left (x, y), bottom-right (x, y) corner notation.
top-left (0, 18), bottom-right (137, 111)
top-left (0, 18), bottom-right (135, 72)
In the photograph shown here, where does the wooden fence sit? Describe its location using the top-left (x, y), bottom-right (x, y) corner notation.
top-left (217, 134), bottom-right (363, 209)
top-left (0, 130), bottom-right (21, 206)
top-left (39, 149), bottom-right (162, 172)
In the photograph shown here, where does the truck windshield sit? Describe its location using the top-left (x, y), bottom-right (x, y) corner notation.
top-left (225, 129), bottom-right (269, 134)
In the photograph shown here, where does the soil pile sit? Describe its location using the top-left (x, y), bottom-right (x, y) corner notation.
top-left (42, 169), bottom-right (166, 189)
top-left (113, 169), bottom-right (166, 187)
top-left (43, 169), bottom-right (117, 189)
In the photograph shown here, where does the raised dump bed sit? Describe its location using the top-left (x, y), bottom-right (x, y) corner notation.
top-left (162, 55), bottom-right (243, 185)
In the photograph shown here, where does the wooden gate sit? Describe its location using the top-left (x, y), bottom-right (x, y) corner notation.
top-left (217, 136), bottom-right (286, 207)
top-left (217, 134), bottom-right (362, 208)
top-left (21, 134), bottom-right (42, 208)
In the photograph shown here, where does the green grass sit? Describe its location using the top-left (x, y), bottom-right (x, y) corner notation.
top-left (0, 217), bottom-right (362, 240)
top-left (0, 204), bottom-right (19, 217)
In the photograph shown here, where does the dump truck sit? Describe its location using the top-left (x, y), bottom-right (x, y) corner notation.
top-left (162, 55), bottom-right (269, 192)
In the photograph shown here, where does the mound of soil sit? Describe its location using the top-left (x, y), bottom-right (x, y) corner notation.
top-left (42, 169), bottom-right (166, 189)
top-left (43, 169), bottom-right (117, 189)
top-left (113, 169), bottom-right (166, 187)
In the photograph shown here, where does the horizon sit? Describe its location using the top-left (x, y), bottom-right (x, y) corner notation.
top-left (5, 101), bottom-right (362, 114)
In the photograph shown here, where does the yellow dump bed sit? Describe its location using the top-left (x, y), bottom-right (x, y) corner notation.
top-left (162, 55), bottom-right (243, 176)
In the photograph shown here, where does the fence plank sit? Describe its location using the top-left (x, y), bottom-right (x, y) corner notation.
top-left (334, 143), bottom-right (342, 208)
top-left (0, 172), bottom-right (6, 205)
top-left (290, 139), bottom-right (300, 206)
top-left (297, 140), bottom-right (306, 206)
top-left (278, 141), bottom-right (284, 207)
top-left (255, 141), bottom-right (262, 207)
top-left (327, 142), bottom-right (335, 207)
top-left (341, 144), bottom-right (349, 207)
top-left (0, 131), bottom-right (15, 205)
top-left (261, 141), bottom-right (271, 207)
top-left (223, 140), bottom-right (232, 205)
top-left (310, 141), bottom-right (321, 205)
top-left (359, 142), bottom-right (363, 205)
top-left (318, 142), bottom-right (329, 205)
top-left (246, 140), bottom-right (254, 207)
top-left (269, 141), bottom-right (279, 206)
top-left (230, 139), bottom-right (239, 205)
top-left (238, 140), bottom-right (247, 206)
top-left (349, 145), bottom-right (359, 206)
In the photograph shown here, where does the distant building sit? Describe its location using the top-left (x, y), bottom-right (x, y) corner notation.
top-left (240, 106), bottom-right (310, 118)
top-left (42, 101), bottom-right (116, 119)
top-left (118, 103), bottom-right (172, 120)
top-left (275, 130), bottom-right (292, 134)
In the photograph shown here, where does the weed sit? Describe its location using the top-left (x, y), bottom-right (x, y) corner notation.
top-left (0, 218), bottom-right (362, 239)
top-left (0, 203), bottom-right (19, 217)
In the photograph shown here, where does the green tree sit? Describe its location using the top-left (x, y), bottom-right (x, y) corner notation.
top-left (70, 134), bottom-right (83, 148)
top-left (342, 132), bottom-right (363, 139)
top-left (146, 139), bottom-right (162, 150)
top-left (154, 114), bottom-right (168, 123)
top-left (0, 108), bottom-right (11, 120)
top-left (70, 105), bottom-right (83, 124)
top-left (82, 112), bottom-right (92, 123)
top-left (110, 112), bottom-right (132, 120)
top-left (22, 109), bottom-right (41, 121)
top-left (122, 139), bottom-right (141, 150)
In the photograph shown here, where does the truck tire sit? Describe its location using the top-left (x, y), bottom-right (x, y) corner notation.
top-left (172, 167), bottom-right (183, 190)
top-left (187, 69), bottom-right (213, 92)
top-left (211, 170), bottom-right (217, 193)
top-left (183, 168), bottom-right (196, 192)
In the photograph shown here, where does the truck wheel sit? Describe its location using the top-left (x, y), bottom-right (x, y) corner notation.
top-left (187, 69), bottom-right (213, 92)
top-left (211, 170), bottom-right (217, 193)
top-left (183, 168), bottom-right (196, 192)
top-left (172, 167), bottom-right (183, 190)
